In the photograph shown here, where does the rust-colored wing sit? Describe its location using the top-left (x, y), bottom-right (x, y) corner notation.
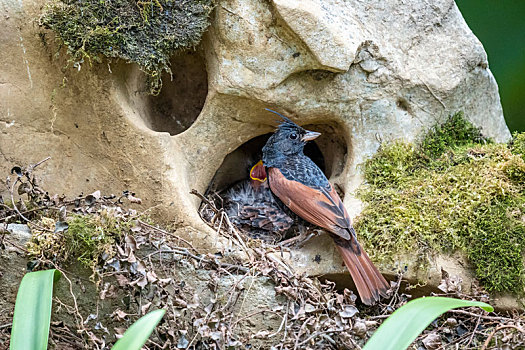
top-left (268, 168), bottom-right (390, 305)
top-left (267, 167), bottom-right (352, 240)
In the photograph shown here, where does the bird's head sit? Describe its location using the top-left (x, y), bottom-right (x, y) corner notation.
top-left (262, 109), bottom-right (321, 161)
top-left (249, 160), bottom-right (267, 190)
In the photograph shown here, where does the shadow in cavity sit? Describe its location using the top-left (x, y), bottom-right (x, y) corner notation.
top-left (144, 50), bottom-right (208, 135)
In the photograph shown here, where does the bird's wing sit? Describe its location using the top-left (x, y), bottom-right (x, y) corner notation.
top-left (268, 167), bottom-right (352, 240)
top-left (240, 203), bottom-right (294, 232)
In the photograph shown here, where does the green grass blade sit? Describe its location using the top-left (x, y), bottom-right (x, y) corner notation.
top-left (10, 269), bottom-right (61, 350)
top-left (111, 309), bottom-right (165, 350)
top-left (363, 297), bottom-right (493, 350)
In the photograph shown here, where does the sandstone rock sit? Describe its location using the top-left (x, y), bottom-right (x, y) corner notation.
top-left (0, 0), bottom-right (512, 305)
top-left (272, 0), bottom-right (363, 72)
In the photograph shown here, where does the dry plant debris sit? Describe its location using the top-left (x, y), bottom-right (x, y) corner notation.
top-left (0, 158), bottom-right (524, 349)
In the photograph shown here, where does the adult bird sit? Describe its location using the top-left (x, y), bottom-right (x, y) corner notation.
top-left (262, 109), bottom-right (389, 305)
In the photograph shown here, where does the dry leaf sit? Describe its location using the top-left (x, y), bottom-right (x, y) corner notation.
top-left (141, 301), bottom-right (152, 315)
top-left (423, 332), bottom-right (442, 349)
top-left (115, 274), bottom-right (130, 287)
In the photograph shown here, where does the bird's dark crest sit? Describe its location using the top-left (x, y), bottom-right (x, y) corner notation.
top-left (265, 108), bottom-right (302, 131)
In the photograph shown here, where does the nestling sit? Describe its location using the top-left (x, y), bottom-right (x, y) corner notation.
top-left (223, 160), bottom-right (294, 239)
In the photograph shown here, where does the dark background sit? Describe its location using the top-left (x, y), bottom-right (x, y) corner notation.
top-left (456, 0), bottom-right (524, 132)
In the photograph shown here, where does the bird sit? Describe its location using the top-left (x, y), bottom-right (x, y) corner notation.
top-left (262, 109), bottom-right (390, 305)
top-left (223, 160), bottom-right (294, 240)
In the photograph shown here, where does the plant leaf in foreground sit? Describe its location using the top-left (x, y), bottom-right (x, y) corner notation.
top-left (111, 309), bottom-right (166, 350)
top-left (10, 269), bottom-right (61, 350)
top-left (363, 297), bottom-right (493, 350)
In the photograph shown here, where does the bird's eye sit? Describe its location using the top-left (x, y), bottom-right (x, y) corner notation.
top-left (289, 132), bottom-right (298, 140)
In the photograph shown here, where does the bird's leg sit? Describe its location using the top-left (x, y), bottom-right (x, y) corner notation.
top-left (279, 223), bottom-right (321, 248)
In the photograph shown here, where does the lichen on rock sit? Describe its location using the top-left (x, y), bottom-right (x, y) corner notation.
top-left (356, 113), bottom-right (525, 293)
top-left (39, 0), bottom-right (214, 94)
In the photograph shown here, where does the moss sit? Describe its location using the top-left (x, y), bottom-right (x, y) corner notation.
top-left (420, 111), bottom-right (487, 159)
top-left (65, 215), bottom-right (118, 270)
top-left (363, 141), bottom-right (416, 188)
top-left (503, 156), bottom-right (525, 183)
top-left (27, 217), bottom-right (67, 260)
top-left (40, 0), bottom-right (214, 94)
top-left (467, 199), bottom-right (525, 292)
top-left (356, 114), bottom-right (525, 293)
top-left (27, 210), bottom-right (133, 281)
top-left (510, 131), bottom-right (525, 161)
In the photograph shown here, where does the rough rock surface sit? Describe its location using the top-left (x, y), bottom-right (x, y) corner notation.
top-left (0, 0), bottom-right (512, 303)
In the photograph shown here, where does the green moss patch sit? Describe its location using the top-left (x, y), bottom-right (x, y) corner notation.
top-left (356, 114), bottom-right (525, 293)
top-left (27, 210), bottom-right (134, 280)
top-left (40, 0), bottom-right (214, 94)
top-left (419, 112), bottom-right (486, 159)
top-left (510, 131), bottom-right (525, 161)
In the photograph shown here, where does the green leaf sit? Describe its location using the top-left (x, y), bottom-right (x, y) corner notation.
top-left (10, 269), bottom-right (61, 350)
top-left (111, 309), bottom-right (165, 350)
top-left (363, 297), bottom-right (493, 350)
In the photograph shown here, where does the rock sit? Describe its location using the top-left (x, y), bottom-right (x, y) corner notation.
top-left (272, 0), bottom-right (362, 72)
top-left (7, 224), bottom-right (31, 242)
top-left (0, 0), bottom-right (512, 305)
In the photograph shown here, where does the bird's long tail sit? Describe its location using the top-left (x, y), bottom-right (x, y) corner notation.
top-left (334, 241), bottom-right (390, 305)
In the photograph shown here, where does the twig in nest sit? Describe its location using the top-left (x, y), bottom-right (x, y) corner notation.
top-left (466, 313), bottom-right (483, 348)
top-left (0, 323), bottom-right (12, 330)
top-left (3, 238), bottom-right (29, 253)
top-left (28, 156), bottom-right (52, 170)
top-left (9, 177), bottom-right (33, 224)
top-left (190, 188), bottom-right (254, 259)
top-left (48, 263), bottom-right (100, 349)
top-left (384, 272), bottom-right (404, 311)
top-left (268, 299), bottom-right (290, 339)
top-left (190, 189), bottom-right (218, 215)
top-left (231, 309), bottom-right (283, 329)
top-left (231, 270), bottom-right (260, 330)
top-left (451, 309), bottom-right (511, 322)
top-left (0, 206), bottom-right (60, 223)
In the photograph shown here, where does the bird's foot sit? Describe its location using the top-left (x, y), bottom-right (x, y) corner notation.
top-left (278, 235), bottom-right (301, 248)
top-left (278, 229), bottom-right (321, 248)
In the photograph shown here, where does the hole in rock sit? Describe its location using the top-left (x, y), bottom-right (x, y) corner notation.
top-left (396, 97), bottom-right (411, 113)
top-left (201, 122), bottom-right (348, 242)
top-left (143, 50), bottom-right (208, 135)
top-left (305, 69), bottom-right (338, 81)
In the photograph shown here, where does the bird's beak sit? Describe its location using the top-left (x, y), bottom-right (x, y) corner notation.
top-left (250, 160), bottom-right (267, 182)
top-left (301, 130), bottom-right (321, 142)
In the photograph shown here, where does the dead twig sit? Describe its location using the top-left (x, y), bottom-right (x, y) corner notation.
top-left (481, 324), bottom-right (525, 350)
top-left (190, 189), bottom-right (218, 215)
top-left (138, 219), bottom-right (198, 253)
top-left (466, 313), bottom-right (482, 348)
top-left (145, 248), bottom-right (250, 273)
top-left (0, 323), bottom-right (12, 330)
top-left (451, 309), bottom-right (511, 322)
